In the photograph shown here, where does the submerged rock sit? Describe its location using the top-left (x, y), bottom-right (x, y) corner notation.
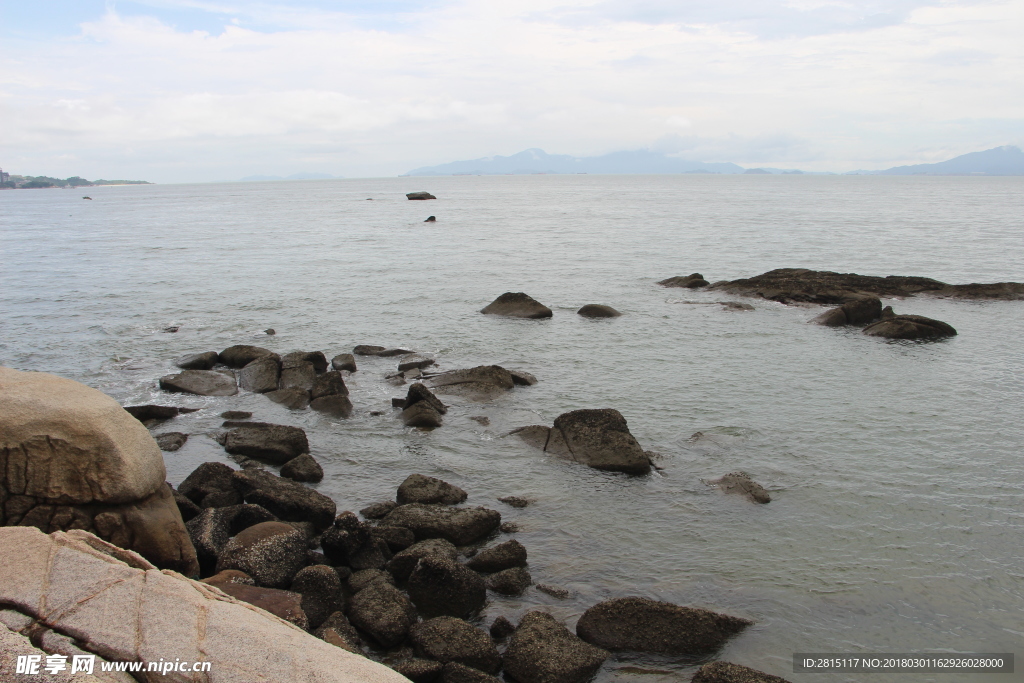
top-left (427, 365), bottom-right (517, 401)
top-left (691, 661), bottom-right (793, 683)
top-left (223, 422), bottom-right (309, 465)
top-left (155, 432), bottom-right (188, 452)
top-left (410, 616), bottom-right (502, 673)
top-left (514, 408), bottom-right (651, 474)
top-left (863, 313), bottom-right (957, 339)
top-left (485, 566), bottom-right (532, 596)
top-left (160, 369), bottom-right (238, 396)
top-left (382, 504), bottom-right (501, 545)
top-left (810, 296), bottom-right (882, 326)
top-left (400, 383), bottom-right (447, 427)
top-left (398, 473), bottom-right (467, 505)
top-left (504, 611), bottom-right (609, 683)
top-left (123, 404), bottom-right (199, 423)
top-left (707, 472), bottom-right (771, 503)
top-left (407, 191), bottom-right (437, 200)
top-left (265, 387), bottom-right (311, 410)
top-left (480, 292), bottom-right (553, 319)
top-left (175, 351), bottom-right (219, 370)
top-left (280, 453), bottom-right (324, 483)
top-left (658, 273), bottom-right (710, 288)
top-left (577, 304), bottom-right (622, 318)
top-left (466, 539), bottom-right (527, 573)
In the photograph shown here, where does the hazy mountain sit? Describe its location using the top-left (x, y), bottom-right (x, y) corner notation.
top-left (873, 145), bottom-right (1024, 176)
top-left (240, 172), bottom-right (341, 181)
top-left (404, 148), bottom-right (745, 176)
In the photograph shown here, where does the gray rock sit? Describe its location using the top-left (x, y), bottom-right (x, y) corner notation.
top-left (231, 468), bottom-right (337, 531)
top-left (160, 370), bottom-right (238, 396)
top-left (719, 301), bottom-right (755, 311)
top-left (466, 539), bottom-right (527, 573)
top-left (360, 501), bottom-right (399, 519)
top-left (280, 360), bottom-right (316, 391)
top-left (348, 568), bottom-right (395, 593)
top-left (219, 345), bottom-right (279, 368)
top-left (331, 353), bottom-right (357, 372)
top-left (310, 394), bottom-right (354, 418)
top-left (224, 422), bottom-right (309, 465)
top-left (485, 567), bottom-right (532, 596)
top-left (407, 191), bottom-right (437, 200)
top-left (658, 273), bottom-right (710, 288)
top-left (347, 580), bottom-right (418, 648)
top-left (265, 387), bottom-right (311, 410)
top-left (238, 357), bottom-right (281, 393)
top-left (518, 409), bottom-right (651, 475)
top-left (155, 432), bottom-right (188, 451)
top-left (291, 564), bottom-right (343, 630)
top-left (407, 555), bottom-right (487, 618)
top-left (221, 410), bottom-right (253, 419)
top-left (442, 662), bottom-right (503, 683)
top-left (216, 583), bottom-right (308, 630)
top-left (398, 474), bottom-right (468, 505)
top-left (371, 525), bottom-right (416, 552)
top-left (575, 596), bottom-right (752, 655)
top-left (398, 354), bottom-right (436, 372)
top-left (504, 611), bottom-right (608, 683)
top-left (480, 292), bottom-right (553, 318)
top-left (382, 504), bottom-right (501, 545)
top-left (175, 351), bottom-right (219, 370)
top-left (353, 345), bottom-right (387, 356)
top-left (708, 472), bottom-right (770, 504)
top-left (216, 521), bottom-right (308, 588)
top-left (863, 313), bottom-right (957, 339)
top-left (577, 304), bottom-right (621, 318)
top-left (402, 401), bottom-right (444, 428)
top-left (508, 370), bottom-right (538, 386)
top-left (178, 461), bottom-right (242, 508)
top-left (427, 366), bottom-right (516, 401)
top-left (410, 616), bottom-right (501, 673)
top-left (811, 296), bottom-right (882, 326)
top-left (387, 538), bottom-right (459, 583)
top-left (280, 453), bottom-right (324, 483)
top-left (281, 351), bottom-right (329, 374)
top-left (536, 585), bottom-right (570, 599)
top-left (311, 370), bottom-right (348, 399)
top-left (498, 496), bottom-right (529, 508)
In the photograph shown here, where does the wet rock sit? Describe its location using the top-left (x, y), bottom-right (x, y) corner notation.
top-left (310, 394), bottom-right (354, 418)
top-left (383, 504), bottom-right (501, 545)
top-left (536, 585), bottom-right (569, 599)
top-left (399, 354), bottom-right (436, 371)
top-left (238, 357), bottom-right (281, 393)
top-left (499, 522), bottom-right (519, 533)
top-left (348, 579), bottom-right (418, 648)
top-left (123, 404), bottom-right (199, 423)
top-left (498, 496), bottom-right (529, 508)
top-left (216, 583), bottom-right (308, 630)
top-left (577, 304), bottom-right (622, 318)
top-left (410, 616), bottom-right (502, 673)
top-left (398, 474), bottom-right (468, 505)
top-left (485, 567), bottom-right (532, 596)
top-left (349, 537), bottom-right (391, 571)
top-left (348, 568), bottom-right (395, 593)
top-left (282, 350), bottom-right (329, 374)
top-left (231, 468), bottom-right (337, 531)
top-left (441, 662), bottom-right (502, 683)
top-left (170, 485), bottom-right (201, 522)
top-left (200, 568), bottom-right (255, 588)
top-left (707, 472), bottom-right (771, 504)
top-left (215, 521), bottom-right (308, 588)
top-left (401, 383), bottom-right (447, 428)
top-left (279, 453), bottom-right (324, 483)
top-left (291, 564), bottom-right (344, 630)
top-left (221, 410), bottom-right (252, 420)
top-left (658, 273), bottom-right (710, 288)
top-left (186, 506), bottom-right (236, 575)
top-left (881, 305), bottom-right (895, 318)
top-left (407, 191), bottom-right (437, 200)
top-left (280, 360), bottom-right (317, 391)
top-left (160, 369), bottom-right (238, 396)
top-left (371, 525), bottom-right (416, 552)
top-left (178, 462), bottom-right (243, 508)
top-left (361, 501), bottom-right (399, 519)
top-left (223, 422), bottom-right (309, 465)
top-left (314, 611), bottom-right (363, 652)
top-left (480, 292), bottom-right (553, 319)
top-left (175, 351), bottom-right (219, 370)
top-left (466, 539), bottom-right (527, 572)
top-left (353, 345), bottom-right (386, 355)
top-left (811, 296), bottom-right (883, 326)
top-left (320, 511), bottom-right (371, 565)
top-left (164, 326), bottom-right (180, 332)
top-left (155, 432), bottom-right (188, 452)
top-left (504, 611), bottom-right (609, 683)
top-left (720, 301), bottom-right (755, 311)
top-left (407, 555), bottom-right (487, 618)
top-left (508, 370), bottom-right (538, 386)
top-left (219, 345), bottom-right (279, 368)
top-left (427, 365), bottom-right (517, 401)
top-left (311, 370), bottom-right (348, 399)
top-left (265, 328), bottom-right (276, 335)
top-left (387, 538), bottom-right (459, 583)
top-left (490, 616), bottom-right (515, 640)
top-left (691, 661), bottom-right (793, 683)
top-left (390, 658), bottom-right (443, 681)
top-left (265, 387), bottom-right (311, 410)
top-left (331, 353), bottom-right (357, 372)
top-left (575, 597), bottom-right (752, 655)
top-left (516, 409), bottom-right (651, 474)
top-left (863, 314), bottom-right (957, 339)
top-left (470, 416), bottom-right (491, 426)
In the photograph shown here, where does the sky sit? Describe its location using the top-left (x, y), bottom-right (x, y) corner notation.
top-left (1, 0), bottom-right (1023, 182)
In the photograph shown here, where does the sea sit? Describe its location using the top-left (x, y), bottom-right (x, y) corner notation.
top-left (1, 174), bottom-right (1022, 682)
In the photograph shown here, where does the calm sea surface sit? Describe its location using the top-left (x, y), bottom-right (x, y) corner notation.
top-left (2, 175), bottom-right (1022, 681)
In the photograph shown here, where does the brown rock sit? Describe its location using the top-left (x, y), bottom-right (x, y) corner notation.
top-left (348, 580), bottom-right (418, 648)
top-left (266, 387), bottom-right (311, 410)
top-left (658, 273), bottom-right (709, 288)
top-left (155, 432), bottom-right (188, 451)
top-left (160, 369), bottom-right (238, 396)
top-left (691, 661), bottom-right (793, 683)
top-left (280, 453), bottom-right (324, 483)
top-left (480, 292), bottom-right (553, 319)
top-left (407, 555), bottom-right (487, 618)
top-left (382, 504), bottom-right (501, 545)
top-left (398, 474), bottom-right (467, 505)
top-left (224, 422), bottom-right (309, 465)
top-left (410, 616), bottom-right (501, 673)
top-left (331, 353), bottom-right (357, 372)
top-left (465, 539), bottom-right (527, 573)
top-left (863, 314), bottom-right (957, 339)
top-left (219, 345), bottom-right (279, 368)
top-left (175, 351), bottom-right (219, 370)
top-left (708, 472), bottom-right (771, 504)
top-left (216, 521), bottom-right (308, 588)
top-left (577, 304), bottom-right (622, 318)
top-left (504, 611), bottom-right (608, 683)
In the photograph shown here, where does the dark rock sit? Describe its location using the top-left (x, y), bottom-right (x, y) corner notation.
top-left (377, 348), bottom-right (414, 357)
top-left (186, 506), bottom-right (237, 575)
top-left (499, 522), bottom-right (519, 534)
top-left (315, 611), bottom-right (363, 652)
top-left (498, 496), bottom-right (528, 508)
top-left (881, 305), bottom-right (895, 318)
top-left (265, 328), bottom-right (276, 335)
top-left (179, 462), bottom-right (243, 508)
top-left (516, 409), bottom-right (651, 474)
top-left (399, 354), bottom-right (436, 372)
top-left (720, 301), bottom-right (755, 311)
top-left (231, 468), bottom-right (337, 531)
top-left (465, 539), bottom-right (527, 573)
top-left (311, 370), bottom-right (348, 399)
top-left (155, 432), bottom-right (188, 452)
top-left (485, 567), bottom-right (532, 596)
top-left (402, 401), bottom-right (444, 428)
top-left (200, 569), bottom-right (255, 588)
top-left (708, 472), bottom-right (771, 503)
top-left (280, 360), bottom-right (316, 391)
top-left (658, 273), bottom-right (710, 288)
top-left (810, 296), bottom-right (882, 326)
top-left (175, 351), bottom-right (219, 370)
top-left (411, 616), bottom-right (501, 673)
top-left (390, 658), bottom-right (443, 681)
top-left (393, 397), bottom-right (409, 409)
top-left (219, 345), bottom-right (279, 368)
top-left (164, 326), bottom-right (180, 333)
top-left (348, 568), bottom-right (395, 593)
top-left (480, 292), bottom-right (552, 319)
top-left (123, 404), bottom-right (199, 423)
top-left (331, 353), bottom-right (357, 372)
top-left (504, 611), bottom-right (608, 683)
top-left (223, 422), bottom-right (309, 465)
top-left (575, 597), bottom-right (752, 655)
top-left (310, 394), bottom-right (354, 418)
top-left (170, 485), bottom-right (201, 522)
top-left (215, 521), bottom-right (308, 588)
top-left (407, 555), bottom-right (487, 619)
top-left (427, 366), bottom-right (516, 401)
top-left (382, 504), bottom-right (501, 545)
top-left (371, 525), bottom-right (416, 552)
top-left (221, 410), bottom-right (252, 420)
top-left (320, 511), bottom-right (370, 565)
top-left (265, 387), bottom-right (311, 410)
top-left (536, 585), bottom-right (569, 599)
top-left (307, 550), bottom-right (330, 566)
top-left (691, 661), bottom-right (793, 683)
top-left (360, 501), bottom-right (399, 519)
top-left (349, 537), bottom-right (391, 571)
top-left (470, 416), bottom-right (490, 426)
top-left (229, 503), bottom-right (278, 534)
top-left (863, 314), bottom-right (957, 339)
top-left (238, 357), bottom-right (281, 393)
top-left (216, 583), bottom-right (308, 630)
top-left (508, 370), bottom-right (538, 386)
top-left (280, 453), bottom-right (324, 483)
top-left (160, 370), bottom-right (238, 396)
top-left (407, 191), bottom-right (437, 200)
top-left (490, 616), bottom-right (515, 640)
top-left (353, 345), bottom-right (387, 356)
top-left (441, 662), bottom-right (502, 683)
top-left (290, 564), bottom-right (343, 630)
top-left (387, 538), bottom-right (459, 583)
top-left (347, 580), bottom-right (418, 648)
top-left (282, 351), bottom-right (329, 374)
top-left (577, 304), bottom-right (622, 318)
top-left (398, 474), bottom-right (468, 505)
top-left (424, 216), bottom-right (437, 222)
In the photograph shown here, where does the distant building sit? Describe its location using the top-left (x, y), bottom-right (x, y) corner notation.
top-left (0, 168), bottom-right (9, 184)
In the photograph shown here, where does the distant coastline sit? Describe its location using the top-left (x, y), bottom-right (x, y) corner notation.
top-left (0, 173), bottom-right (152, 189)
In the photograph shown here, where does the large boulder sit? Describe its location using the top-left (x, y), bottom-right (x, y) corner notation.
top-left (223, 422), bottom-right (309, 465)
top-left (407, 555), bottom-right (487, 618)
top-left (503, 611), bottom-right (608, 683)
top-left (215, 521), bottom-right (308, 588)
top-left (290, 564), bottom-right (344, 631)
top-left (427, 366), bottom-right (516, 401)
top-left (810, 296), bottom-right (882, 326)
top-left (178, 461), bottom-right (243, 508)
top-left (280, 360), bottom-right (317, 392)
top-left (398, 474), bottom-right (467, 505)
top-left (691, 661), bottom-right (793, 683)
top-left (160, 369), bottom-right (238, 396)
top-left (332, 353), bottom-right (357, 372)
top-left (862, 314), bottom-right (957, 339)
top-left (219, 345), bottom-right (279, 368)
top-left (577, 304), bottom-right (621, 318)
top-left (280, 453), bottom-right (324, 483)
top-left (175, 351), bottom-right (220, 370)
top-left (575, 597), bottom-right (752, 655)
top-left (347, 579), bottom-right (418, 648)
top-left (514, 409), bottom-right (651, 474)
top-left (231, 468), bottom-right (337, 531)
top-left (410, 616), bottom-right (501, 673)
top-left (0, 526), bottom-right (409, 683)
top-left (480, 293), bottom-right (553, 319)
top-left (282, 351), bottom-right (329, 374)
top-left (465, 539), bottom-right (527, 573)
top-left (382, 504), bottom-right (501, 545)
top-left (0, 368), bottom-right (198, 576)
top-left (387, 538), bottom-right (459, 583)
top-left (238, 357), bottom-right (281, 393)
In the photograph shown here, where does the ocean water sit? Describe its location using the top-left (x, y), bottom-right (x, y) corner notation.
top-left (1, 175), bottom-right (1022, 682)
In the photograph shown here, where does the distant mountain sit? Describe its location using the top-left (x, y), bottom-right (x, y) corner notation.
top-left (240, 172), bottom-right (341, 181)
top-left (404, 148), bottom-right (745, 176)
top-left (874, 145), bottom-right (1024, 176)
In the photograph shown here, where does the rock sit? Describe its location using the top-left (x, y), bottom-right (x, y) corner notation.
top-left (863, 314), bottom-right (957, 339)
top-left (691, 661), bottom-right (793, 683)
top-left (881, 305), bottom-right (895, 318)
top-left (0, 368), bottom-right (199, 576)
top-left (575, 597), bottom-right (752, 655)
top-left (312, 370), bottom-right (349, 399)
top-left (201, 568), bottom-right (255, 588)
top-left (216, 521), bottom-right (308, 588)
top-left (407, 555), bottom-right (487, 618)
top-left (281, 453), bottom-right (324, 483)
top-left (390, 658), bottom-right (443, 681)
top-left (160, 369), bottom-right (238, 396)
top-left (480, 292), bottom-right (553, 319)
top-left (221, 410), bottom-right (253, 419)
top-left (466, 539), bottom-right (527, 572)
top-left (810, 296), bottom-right (882, 326)
top-left (320, 511), bottom-right (371, 565)
top-left (490, 616), bottom-right (515, 639)
top-left (310, 394), bottom-right (354, 418)
top-left (348, 579), bottom-right (418, 648)
top-left (265, 328), bottom-right (276, 335)
top-left (224, 422), bottom-right (309, 465)
top-left (536, 584), bottom-right (569, 599)
top-left (424, 216), bottom-right (437, 222)
top-left (315, 610), bottom-right (363, 652)
top-left (238, 356), bottom-right (281, 393)
top-left (155, 432), bottom-right (188, 451)
top-left (361, 501), bottom-right (399, 519)
top-left (280, 360), bottom-right (317, 391)
top-left (504, 611), bottom-right (609, 683)
top-left (499, 522), bottom-right (519, 533)
top-left (399, 354), bottom-right (436, 371)
top-left (353, 345), bottom-right (387, 355)
top-left (291, 564), bottom-right (344, 630)
top-left (508, 370), bottom-right (538, 386)
top-left (427, 366), bottom-right (516, 401)
top-left (498, 496), bottom-right (529, 508)
top-left (410, 616), bottom-right (502, 673)
top-left (178, 461), bottom-right (243, 508)
top-left (720, 301), bottom-right (755, 311)
top-left (516, 409), bottom-right (651, 474)
top-left (398, 474), bottom-right (468, 505)
top-left (382, 504), bottom-right (501, 545)
top-left (658, 273), bottom-right (710, 288)
top-left (219, 345), bottom-right (279, 368)
top-left (216, 583), bottom-right (309, 629)
top-left (471, 416), bottom-right (490, 426)
top-left (0, 526), bottom-right (409, 683)
top-left (442, 662), bottom-right (503, 683)
top-left (266, 387), bottom-right (311, 410)
top-left (123, 404), bottom-right (199, 423)
top-left (387, 538), bottom-right (459, 583)
top-left (707, 472), bottom-right (771, 503)
top-left (170, 485), bottom-right (201, 522)
top-left (186, 506), bottom-right (238, 575)
top-left (577, 304), bottom-right (622, 318)
top-left (175, 351), bottom-right (219, 370)
top-left (371, 525), bottom-right (415, 552)
top-left (232, 468), bottom-right (337, 531)
top-left (164, 326), bottom-right (180, 333)
top-left (282, 351), bottom-right (329, 374)
top-left (350, 538), bottom-right (391, 571)
top-left (348, 568), bottom-right (395, 593)
top-left (407, 191), bottom-right (437, 200)
top-left (332, 353), bottom-right (358, 372)
top-left (485, 567), bottom-right (532, 596)
top-left (377, 348), bottom-right (414, 357)
top-left (400, 383), bottom-right (448, 427)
